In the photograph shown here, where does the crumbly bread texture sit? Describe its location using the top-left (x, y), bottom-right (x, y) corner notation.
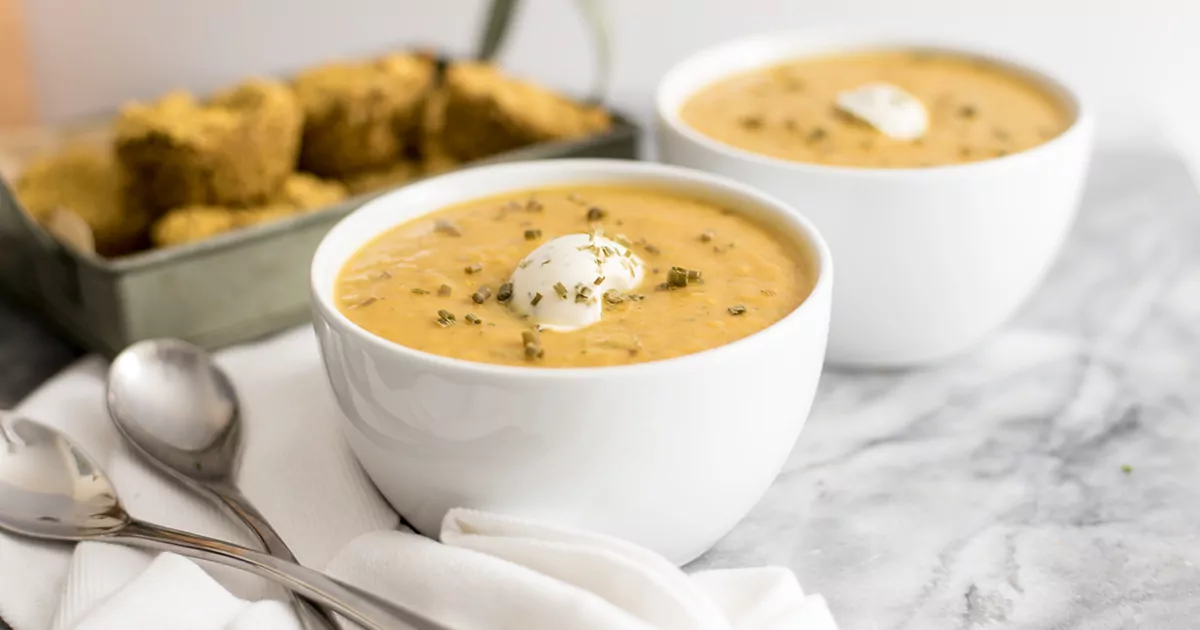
top-left (416, 88), bottom-right (461, 176)
top-left (340, 160), bottom-right (422, 196)
top-left (150, 173), bottom-right (345, 248)
top-left (115, 79), bottom-right (303, 212)
top-left (293, 53), bottom-right (435, 177)
top-left (439, 62), bottom-right (611, 161)
top-left (150, 203), bottom-right (301, 248)
top-left (270, 172), bottom-right (348, 209)
top-left (15, 144), bottom-right (151, 256)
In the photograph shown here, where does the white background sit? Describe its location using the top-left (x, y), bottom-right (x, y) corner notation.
top-left (18, 0), bottom-right (1200, 157)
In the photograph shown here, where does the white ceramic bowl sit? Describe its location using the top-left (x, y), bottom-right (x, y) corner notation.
top-left (656, 32), bottom-right (1094, 367)
top-left (311, 160), bottom-right (833, 564)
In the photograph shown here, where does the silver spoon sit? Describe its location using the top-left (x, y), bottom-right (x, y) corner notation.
top-left (105, 338), bottom-right (335, 630)
top-left (0, 414), bottom-right (451, 630)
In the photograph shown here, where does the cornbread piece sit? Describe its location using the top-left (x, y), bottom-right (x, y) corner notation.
top-left (115, 79), bottom-right (303, 212)
top-left (15, 144), bottom-right (151, 256)
top-left (270, 172), bottom-right (348, 209)
top-left (440, 62), bottom-right (612, 162)
top-left (150, 203), bottom-right (298, 248)
top-left (293, 53), bottom-right (435, 177)
top-left (416, 88), bottom-right (461, 176)
top-left (150, 206), bottom-right (238, 247)
top-left (340, 160), bottom-right (421, 195)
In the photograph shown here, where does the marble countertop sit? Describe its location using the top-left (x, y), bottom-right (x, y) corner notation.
top-left (2, 148), bottom-right (1198, 629)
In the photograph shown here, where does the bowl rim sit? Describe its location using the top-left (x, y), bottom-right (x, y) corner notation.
top-left (310, 158), bottom-right (833, 379)
top-left (655, 29), bottom-right (1096, 177)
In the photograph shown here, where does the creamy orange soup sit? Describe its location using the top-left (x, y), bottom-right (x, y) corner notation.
top-left (680, 50), bottom-right (1072, 168)
top-left (336, 186), bottom-right (814, 367)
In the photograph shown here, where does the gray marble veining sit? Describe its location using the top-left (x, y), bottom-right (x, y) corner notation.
top-left (694, 149), bottom-right (1200, 629)
top-left (1, 149), bottom-right (1198, 629)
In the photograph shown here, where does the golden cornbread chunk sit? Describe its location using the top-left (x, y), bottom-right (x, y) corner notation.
top-left (340, 160), bottom-right (421, 196)
top-left (150, 206), bottom-right (239, 247)
top-left (15, 144), bottom-right (151, 256)
top-left (293, 53), bottom-right (435, 177)
top-left (270, 172), bottom-right (348, 209)
top-left (115, 79), bottom-right (303, 212)
top-left (416, 88), bottom-right (461, 176)
top-left (150, 203), bottom-right (299, 248)
top-left (440, 62), bottom-right (612, 161)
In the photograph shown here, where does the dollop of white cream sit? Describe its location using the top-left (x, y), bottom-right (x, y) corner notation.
top-left (509, 233), bottom-right (644, 332)
top-left (835, 82), bottom-right (928, 140)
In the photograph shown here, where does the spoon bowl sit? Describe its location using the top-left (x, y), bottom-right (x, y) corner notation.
top-left (0, 414), bottom-right (129, 540)
top-left (107, 339), bottom-right (240, 482)
top-left (0, 414), bottom-right (451, 630)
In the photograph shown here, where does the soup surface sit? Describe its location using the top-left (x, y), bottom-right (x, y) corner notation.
top-left (679, 49), bottom-right (1072, 168)
top-left (336, 186), bottom-right (813, 367)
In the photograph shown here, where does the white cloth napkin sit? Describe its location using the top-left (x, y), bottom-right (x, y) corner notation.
top-left (0, 326), bottom-right (836, 630)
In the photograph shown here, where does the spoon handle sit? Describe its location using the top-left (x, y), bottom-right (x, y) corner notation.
top-left (206, 482), bottom-right (339, 630)
top-left (109, 519), bottom-right (454, 630)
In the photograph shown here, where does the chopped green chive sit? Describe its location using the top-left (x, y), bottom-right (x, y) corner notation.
top-left (525, 228), bottom-right (542, 241)
top-left (667, 266), bottom-right (690, 288)
top-left (531, 292), bottom-right (544, 306)
top-left (434, 219), bottom-right (461, 236)
top-left (437, 309), bottom-right (456, 323)
top-left (464, 263), bottom-right (482, 274)
top-left (465, 313), bottom-right (482, 325)
top-left (576, 286), bottom-right (594, 303)
top-left (699, 230), bottom-right (715, 243)
top-left (761, 288), bottom-right (777, 297)
top-left (352, 297), bottom-right (377, 308)
top-left (438, 284), bottom-right (452, 297)
top-left (411, 288), bottom-right (429, 295)
top-left (728, 304), bottom-right (747, 316)
top-left (553, 282), bottom-right (569, 299)
top-left (498, 282), bottom-right (514, 303)
top-left (594, 276), bottom-right (605, 285)
top-left (603, 290), bottom-right (624, 304)
top-left (472, 286), bottom-right (492, 304)
top-left (586, 207), bottom-right (607, 221)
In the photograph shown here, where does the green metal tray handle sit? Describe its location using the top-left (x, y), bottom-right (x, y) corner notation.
top-left (474, 0), bottom-right (613, 103)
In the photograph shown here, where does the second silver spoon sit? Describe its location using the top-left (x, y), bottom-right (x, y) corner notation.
top-left (106, 338), bottom-right (335, 630)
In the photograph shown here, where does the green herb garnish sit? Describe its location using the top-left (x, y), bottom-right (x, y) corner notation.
top-left (472, 286), bottom-right (492, 304)
top-left (604, 290), bottom-right (624, 304)
top-left (576, 286), bottom-right (594, 303)
top-left (438, 284), bottom-right (452, 297)
top-left (553, 282), bottom-right (569, 299)
top-left (586, 207), bottom-right (607, 221)
top-left (498, 282), bottom-right (514, 303)
top-left (525, 228), bottom-right (542, 241)
top-left (531, 292), bottom-right (544, 306)
top-left (437, 309), bottom-right (456, 323)
top-left (465, 313), bottom-right (482, 325)
top-left (699, 230), bottom-right (715, 243)
top-left (465, 263), bottom-right (483, 274)
top-left (352, 297), bottom-right (377, 308)
top-left (434, 219), bottom-right (461, 237)
top-left (728, 304), bottom-right (747, 316)
top-left (411, 288), bottom-right (429, 295)
top-left (667, 266), bottom-right (690, 288)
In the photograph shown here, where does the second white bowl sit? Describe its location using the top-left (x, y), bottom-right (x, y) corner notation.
top-left (656, 32), bottom-right (1094, 367)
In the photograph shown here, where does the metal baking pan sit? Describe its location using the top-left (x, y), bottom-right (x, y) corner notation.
top-left (0, 0), bottom-right (638, 357)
